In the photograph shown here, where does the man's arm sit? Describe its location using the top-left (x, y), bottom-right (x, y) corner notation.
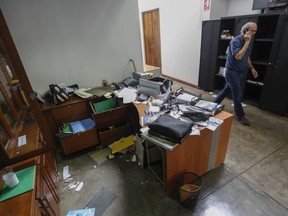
top-left (247, 57), bottom-right (253, 69)
top-left (248, 57), bottom-right (258, 78)
top-left (235, 31), bottom-right (253, 60)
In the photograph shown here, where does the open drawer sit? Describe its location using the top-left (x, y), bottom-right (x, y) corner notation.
top-left (89, 97), bottom-right (128, 129)
top-left (98, 123), bottom-right (132, 146)
top-left (59, 128), bottom-right (99, 155)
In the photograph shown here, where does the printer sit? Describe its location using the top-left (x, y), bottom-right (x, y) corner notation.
top-left (138, 77), bottom-right (172, 98)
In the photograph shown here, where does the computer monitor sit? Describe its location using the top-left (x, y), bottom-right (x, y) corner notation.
top-left (252, 0), bottom-right (269, 10)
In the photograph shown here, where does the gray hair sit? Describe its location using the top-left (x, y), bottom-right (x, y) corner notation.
top-left (240, 22), bottom-right (257, 34)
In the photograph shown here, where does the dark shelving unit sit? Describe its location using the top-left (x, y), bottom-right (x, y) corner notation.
top-left (199, 12), bottom-right (288, 115)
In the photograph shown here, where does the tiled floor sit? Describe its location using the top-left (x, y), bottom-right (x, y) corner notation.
top-left (58, 84), bottom-right (288, 216)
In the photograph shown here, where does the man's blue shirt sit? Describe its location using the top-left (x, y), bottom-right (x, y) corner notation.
top-left (225, 34), bottom-right (250, 73)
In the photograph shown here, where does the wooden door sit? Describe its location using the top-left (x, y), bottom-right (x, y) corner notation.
top-left (142, 9), bottom-right (161, 67)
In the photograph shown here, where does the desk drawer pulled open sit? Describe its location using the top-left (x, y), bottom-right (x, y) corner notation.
top-left (60, 128), bottom-right (99, 155)
top-left (98, 123), bottom-right (132, 146)
top-left (89, 97), bottom-right (128, 129)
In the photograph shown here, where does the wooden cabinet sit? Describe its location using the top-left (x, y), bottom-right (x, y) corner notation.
top-left (42, 97), bottom-right (100, 154)
top-left (0, 9), bottom-right (59, 215)
top-left (43, 96), bottom-right (134, 154)
top-left (36, 153), bottom-right (59, 216)
top-left (199, 12), bottom-right (288, 115)
top-left (0, 9), bottom-right (55, 168)
top-left (43, 98), bottom-right (95, 155)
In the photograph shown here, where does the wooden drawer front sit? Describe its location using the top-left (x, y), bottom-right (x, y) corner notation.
top-left (51, 101), bottom-right (89, 127)
top-left (60, 129), bottom-right (99, 155)
top-left (99, 124), bottom-right (132, 146)
top-left (93, 106), bottom-right (127, 129)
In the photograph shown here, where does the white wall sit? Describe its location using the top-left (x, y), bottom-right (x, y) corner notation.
top-left (138, 0), bottom-right (259, 87)
top-left (227, 0), bottom-right (261, 16)
top-left (210, 0), bottom-right (260, 19)
top-left (138, 0), bottom-right (203, 86)
top-left (0, 0), bottom-right (143, 94)
top-left (210, 0), bottom-right (229, 20)
top-left (0, 0), bottom-right (260, 92)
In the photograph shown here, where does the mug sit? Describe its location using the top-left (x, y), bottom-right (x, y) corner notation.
top-left (1, 167), bottom-right (19, 188)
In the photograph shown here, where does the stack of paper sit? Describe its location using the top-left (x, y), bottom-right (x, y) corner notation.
top-left (194, 100), bottom-right (218, 112)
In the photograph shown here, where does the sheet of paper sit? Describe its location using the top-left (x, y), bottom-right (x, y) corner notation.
top-left (206, 117), bottom-right (224, 131)
top-left (148, 106), bottom-right (160, 113)
top-left (231, 102), bottom-right (247, 107)
top-left (117, 87), bottom-right (137, 104)
top-left (63, 165), bottom-right (71, 180)
top-left (190, 125), bottom-right (200, 135)
top-left (18, 135), bottom-right (27, 146)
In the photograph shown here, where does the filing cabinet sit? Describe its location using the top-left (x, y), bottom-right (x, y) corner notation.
top-left (43, 96), bottom-right (134, 154)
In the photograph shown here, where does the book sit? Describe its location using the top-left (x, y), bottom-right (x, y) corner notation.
top-left (194, 100), bottom-right (218, 112)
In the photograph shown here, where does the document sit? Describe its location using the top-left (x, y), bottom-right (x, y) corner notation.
top-left (74, 88), bottom-right (93, 98)
top-left (66, 208), bottom-right (95, 216)
top-left (116, 87), bottom-right (137, 104)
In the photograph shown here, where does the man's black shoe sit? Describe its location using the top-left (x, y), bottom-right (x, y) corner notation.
top-left (237, 117), bottom-right (250, 126)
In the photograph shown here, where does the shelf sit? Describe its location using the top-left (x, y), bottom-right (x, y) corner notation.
top-left (218, 55), bottom-right (227, 60)
top-left (254, 38), bottom-right (274, 42)
top-left (246, 80), bottom-right (264, 87)
top-left (3, 121), bottom-right (45, 161)
top-left (251, 60), bottom-right (269, 66)
top-left (219, 37), bottom-right (232, 41)
top-left (216, 73), bottom-right (225, 78)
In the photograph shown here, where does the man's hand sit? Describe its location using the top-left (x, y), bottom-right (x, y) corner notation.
top-left (244, 31), bottom-right (253, 43)
top-left (251, 67), bottom-right (258, 78)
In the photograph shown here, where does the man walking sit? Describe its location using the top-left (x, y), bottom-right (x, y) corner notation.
top-left (214, 22), bottom-right (258, 126)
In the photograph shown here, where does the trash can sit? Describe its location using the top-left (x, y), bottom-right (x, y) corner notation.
top-left (177, 172), bottom-right (202, 206)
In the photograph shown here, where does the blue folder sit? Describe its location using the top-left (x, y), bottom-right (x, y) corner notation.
top-left (69, 121), bottom-right (85, 134)
top-left (69, 118), bottom-right (96, 134)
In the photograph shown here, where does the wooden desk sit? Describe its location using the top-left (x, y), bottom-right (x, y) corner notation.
top-left (141, 110), bottom-right (233, 195)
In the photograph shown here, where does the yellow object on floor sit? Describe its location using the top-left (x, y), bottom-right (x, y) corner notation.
top-left (111, 135), bottom-right (134, 154)
top-left (88, 147), bottom-right (111, 165)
